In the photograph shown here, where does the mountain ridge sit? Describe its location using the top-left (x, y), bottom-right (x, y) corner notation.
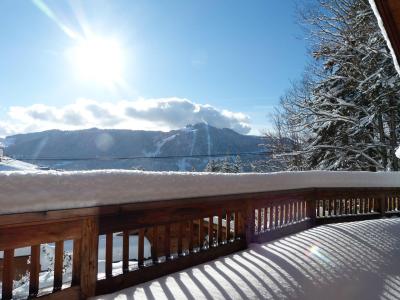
top-left (4, 123), bottom-right (268, 171)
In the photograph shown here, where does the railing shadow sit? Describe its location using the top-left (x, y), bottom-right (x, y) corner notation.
top-left (92, 217), bottom-right (400, 300)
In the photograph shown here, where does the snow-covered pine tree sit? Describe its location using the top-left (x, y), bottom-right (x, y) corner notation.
top-left (271, 0), bottom-right (400, 171)
top-left (204, 157), bottom-right (243, 173)
top-left (204, 160), bottom-right (219, 172)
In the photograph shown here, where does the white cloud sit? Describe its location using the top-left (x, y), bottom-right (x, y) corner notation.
top-left (0, 97), bottom-right (252, 137)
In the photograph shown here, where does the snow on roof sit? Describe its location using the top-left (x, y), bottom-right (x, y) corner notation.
top-left (0, 170), bottom-right (399, 215)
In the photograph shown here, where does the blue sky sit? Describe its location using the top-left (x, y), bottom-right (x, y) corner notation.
top-left (0, 0), bottom-right (307, 137)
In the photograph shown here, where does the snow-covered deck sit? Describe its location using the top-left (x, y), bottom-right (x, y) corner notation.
top-left (93, 218), bottom-right (400, 300)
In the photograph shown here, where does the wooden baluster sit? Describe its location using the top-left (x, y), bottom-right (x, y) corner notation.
top-left (332, 199), bottom-right (335, 216)
top-left (178, 222), bottom-right (183, 255)
top-left (72, 239), bottom-right (81, 285)
top-left (321, 200), bottom-right (324, 217)
top-left (264, 207), bottom-right (269, 231)
top-left (268, 207), bottom-right (272, 229)
top-left (187, 220), bottom-right (193, 252)
top-left (283, 204), bottom-right (287, 225)
top-left (218, 209), bottom-right (223, 245)
top-left (54, 240), bottom-right (64, 291)
top-left (257, 208), bottom-right (262, 233)
top-left (292, 203), bottom-right (296, 222)
top-left (347, 199), bottom-right (350, 214)
top-left (354, 198), bottom-right (357, 214)
top-left (138, 229), bottom-right (145, 267)
top-left (2, 248), bottom-right (14, 300)
top-left (273, 206), bottom-right (277, 228)
top-left (123, 231), bottom-right (129, 273)
top-left (164, 224), bottom-right (171, 260)
top-left (199, 218), bottom-right (205, 250)
top-left (29, 245), bottom-right (40, 296)
top-left (299, 202), bottom-right (303, 220)
top-left (234, 212), bottom-right (239, 239)
top-left (208, 216), bottom-right (213, 247)
top-left (280, 205), bottom-right (284, 226)
top-left (324, 200), bottom-right (327, 217)
top-left (226, 210), bottom-right (231, 242)
top-left (362, 198), bottom-right (365, 214)
top-left (105, 233), bottom-right (113, 278)
top-left (287, 202), bottom-right (291, 224)
top-left (152, 226), bottom-right (158, 264)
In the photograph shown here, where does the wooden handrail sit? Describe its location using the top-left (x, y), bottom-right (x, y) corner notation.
top-left (0, 187), bottom-right (399, 299)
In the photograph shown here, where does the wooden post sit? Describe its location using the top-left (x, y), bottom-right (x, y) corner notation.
top-left (2, 248), bottom-right (14, 300)
top-left (80, 216), bottom-right (99, 299)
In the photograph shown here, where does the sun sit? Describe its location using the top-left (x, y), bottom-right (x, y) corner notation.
top-left (67, 36), bottom-right (124, 85)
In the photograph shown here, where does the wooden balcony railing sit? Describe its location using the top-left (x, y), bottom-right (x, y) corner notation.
top-left (0, 186), bottom-right (399, 299)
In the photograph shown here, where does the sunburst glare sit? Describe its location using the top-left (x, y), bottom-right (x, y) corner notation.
top-left (66, 36), bottom-right (124, 86)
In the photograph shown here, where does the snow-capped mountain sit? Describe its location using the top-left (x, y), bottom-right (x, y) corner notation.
top-left (4, 123), bottom-right (269, 171)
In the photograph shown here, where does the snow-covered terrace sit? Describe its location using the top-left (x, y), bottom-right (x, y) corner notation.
top-left (94, 217), bottom-right (400, 300)
top-left (0, 171), bottom-right (399, 300)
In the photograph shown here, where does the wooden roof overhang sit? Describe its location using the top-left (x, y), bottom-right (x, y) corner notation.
top-left (374, 0), bottom-right (400, 65)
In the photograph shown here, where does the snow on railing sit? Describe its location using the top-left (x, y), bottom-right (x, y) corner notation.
top-left (1, 170), bottom-right (400, 215)
top-left (0, 171), bottom-right (399, 299)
